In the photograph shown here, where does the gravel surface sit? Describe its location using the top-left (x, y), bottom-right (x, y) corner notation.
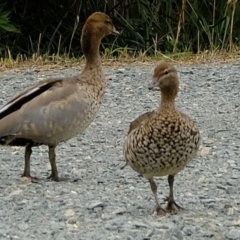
top-left (0, 62), bottom-right (239, 240)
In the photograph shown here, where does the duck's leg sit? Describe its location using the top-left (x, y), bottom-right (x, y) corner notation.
top-left (47, 145), bottom-right (67, 181)
top-left (148, 178), bottom-right (166, 215)
top-left (165, 175), bottom-right (183, 213)
top-left (22, 145), bottom-right (38, 182)
top-left (47, 145), bottom-right (59, 181)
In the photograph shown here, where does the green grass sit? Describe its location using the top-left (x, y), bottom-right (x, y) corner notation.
top-left (0, 0), bottom-right (239, 60)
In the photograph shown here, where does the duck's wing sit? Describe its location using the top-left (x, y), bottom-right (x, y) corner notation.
top-left (128, 111), bottom-right (155, 134)
top-left (0, 76), bottom-right (89, 142)
top-left (0, 78), bottom-right (62, 120)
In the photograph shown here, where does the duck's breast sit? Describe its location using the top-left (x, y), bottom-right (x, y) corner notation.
top-left (124, 114), bottom-right (200, 176)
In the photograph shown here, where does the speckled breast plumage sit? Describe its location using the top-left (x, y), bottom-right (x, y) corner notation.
top-left (124, 110), bottom-right (200, 178)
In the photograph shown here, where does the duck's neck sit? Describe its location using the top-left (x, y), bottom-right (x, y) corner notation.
top-left (81, 31), bottom-right (102, 67)
top-left (158, 92), bottom-right (176, 112)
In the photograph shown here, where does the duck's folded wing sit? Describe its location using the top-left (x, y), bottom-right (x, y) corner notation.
top-left (0, 78), bottom-right (63, 120)
top-left (0, 77), bottom-right (89, 139)
top-left (128, 111), bottom-right (155, 134)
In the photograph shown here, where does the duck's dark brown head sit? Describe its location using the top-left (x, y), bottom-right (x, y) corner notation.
top-left (148, 62), bottom-right (179, 98)
top-left (81, 12), bottom-right (119, 56)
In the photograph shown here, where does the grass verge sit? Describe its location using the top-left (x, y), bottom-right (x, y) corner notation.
top-left (0, 50), bottom-right (240, 72)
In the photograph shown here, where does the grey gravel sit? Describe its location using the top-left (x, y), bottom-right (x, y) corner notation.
top-left (0, 62), bottom-right (239, 239)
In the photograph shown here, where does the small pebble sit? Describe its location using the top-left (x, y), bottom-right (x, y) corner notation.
top-left (88, 202), bottom-right (104, 210)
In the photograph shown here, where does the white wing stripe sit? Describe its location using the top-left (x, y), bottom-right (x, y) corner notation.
top-left (0, 83), bottom-right (48, 114)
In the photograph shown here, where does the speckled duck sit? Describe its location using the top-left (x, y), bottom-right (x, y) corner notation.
top-left (124, 62), bottom-right (200, 214)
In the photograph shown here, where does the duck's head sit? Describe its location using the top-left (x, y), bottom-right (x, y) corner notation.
top-left (81, 12), bottom-right (120, 57)
top-left (82, 12), bottom-right (119, 40)
top-left (148, 62), bottom-right (179, 97)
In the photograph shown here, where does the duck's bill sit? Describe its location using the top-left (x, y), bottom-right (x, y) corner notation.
top-left (112, 27), bottom-right (120, 35)
top-left (148, 79), bottom-right (159, 91)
